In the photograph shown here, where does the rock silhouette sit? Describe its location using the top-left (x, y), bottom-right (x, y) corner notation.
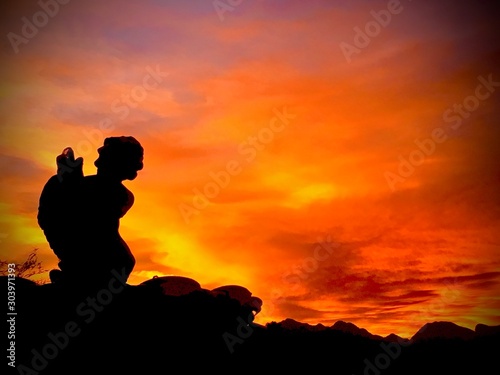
top-left (5, 274), bottom-right (499, 375)
top-left (4, 274), bottom-right (263, 374)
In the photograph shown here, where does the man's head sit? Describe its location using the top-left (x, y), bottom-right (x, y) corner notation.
top-left (94, 136), bottom-right (144, 181)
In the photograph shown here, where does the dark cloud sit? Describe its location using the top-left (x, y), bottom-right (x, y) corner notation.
top-left (0, 153), bottom-right (47, 181)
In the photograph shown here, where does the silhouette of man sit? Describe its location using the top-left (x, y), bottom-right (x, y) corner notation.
top-left (38, 136), bottom-right (144, 289)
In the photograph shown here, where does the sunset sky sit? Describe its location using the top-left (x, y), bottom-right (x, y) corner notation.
top-left (1, 0), bottom-right (499, 338)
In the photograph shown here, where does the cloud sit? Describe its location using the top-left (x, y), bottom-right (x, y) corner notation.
top-left (273, 300), bottom-right (328, 322)
top-left (0, 154), bottom-right (49, 214)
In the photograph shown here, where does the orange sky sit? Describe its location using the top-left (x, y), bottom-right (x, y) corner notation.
top-left (1, 0), bottom-right (499, 338)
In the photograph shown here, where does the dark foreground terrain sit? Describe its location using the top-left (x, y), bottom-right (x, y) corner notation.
top-left (4, 276), bottom-right (499, 375)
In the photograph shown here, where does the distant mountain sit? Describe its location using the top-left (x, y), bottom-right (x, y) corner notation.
top-left (331, 320), bottom-right (383, 340)
top-left (475, 323), bottom-right (500, 337)
top-left (274, 319), bottom-right (500, 344)
top-left (384, 332), bottom-right (410, 343)
top-left (411, 321), bottom-right (477, 342)
top-left (273, 318), bottom-right (415, 345)
top-left (277, 318), bottom-right (328, 332)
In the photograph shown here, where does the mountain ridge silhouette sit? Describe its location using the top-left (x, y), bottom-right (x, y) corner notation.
top-left (272, 317), bottom-right (499, 342)
top-left (4, 274), bottom-right (499, 374)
